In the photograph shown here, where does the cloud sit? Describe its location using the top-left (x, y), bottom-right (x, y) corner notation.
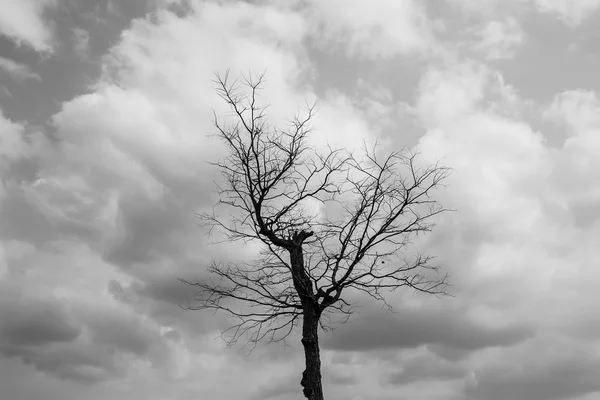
top-left (322, 305), bottom-right (532, 354)
top-left (0, 1), bottom-right (320, 389)
top-left (0, 57), bottom-right (41, 82)
top-left (0, 239), bottom-right (170, 383)
top-left (0, 86), bottom-right (11, 98)
top-left (468, 17), bottom-right (525, 60)
top-left (0, 2), bottom-right (454, 393)
top-left (304, 0), bottom-right (443, 59)
top-left (411, 58), bottom-right (600, 399)
top-left (447, 0), bottom-right (600, 26)
top-left (2, 1), bottom-right (600, 399)
top-left (382, 351), bottom-right (467, 385)
top-left (533, 0), bottom-right (600, 26)
top-left (466, 336), bottom-right (600, 400)
top-left (0, 293), bottom-right (81, 347)
top-left (544, 89), bottom-right (600, 133)
top-left (414, 61), bottom-right (549, 268)
top-left (0, 285), bottom-right (119, 384)
top-left (0, 0), bottom-right (57, 52)
top-left (72, 27), bottom-right (90, 59)
top-left (2, 341), bottom-right (123, 384)
top-left (328, 370), bottom-right (358, 385)
top-left (81, 307), bottom-right (161, 358)
top-left (107, 277), bottom-right (231, 339)
top-left (252, 373), bottom-right (300, 400)
top-left (541, 90), bottom-right (600, 228)
top-left (0, 269), bottom-right (183, 384)
top-left (0, 110), bottom-right (48, 204)
top-left (0, 110), bottom-right (41, 163)
top-left (250, 361), bottom-right (360, 400)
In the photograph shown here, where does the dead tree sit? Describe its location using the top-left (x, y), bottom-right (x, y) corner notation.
top-left (182, 71), bottom-right (450, 400)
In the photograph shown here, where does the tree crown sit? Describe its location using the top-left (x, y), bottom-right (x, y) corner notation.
top-left (182, 71), bottom-right (450, 347)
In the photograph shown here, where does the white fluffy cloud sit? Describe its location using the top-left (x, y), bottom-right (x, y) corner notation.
top-left (413, 60), bottom-right (600, 399)
top-left (0, 0), bottom-right (57, 51)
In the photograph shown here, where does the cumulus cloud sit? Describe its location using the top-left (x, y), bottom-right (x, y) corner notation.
top-left (0, 0), bottom-right (57, 52)
top-left (413, 58), bottom-right (600, 399)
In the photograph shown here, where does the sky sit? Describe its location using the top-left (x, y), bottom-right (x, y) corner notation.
top-left (1, 0), bottom-right (600, 399)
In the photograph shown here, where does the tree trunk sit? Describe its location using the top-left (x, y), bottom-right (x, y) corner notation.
top-left (288, 241), bottom-right (324, 400)
top-left (300, 302), bottom-right (324, 400)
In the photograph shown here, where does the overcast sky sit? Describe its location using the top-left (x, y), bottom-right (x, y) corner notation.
top-left (1, 0), bottom-right (600, 399)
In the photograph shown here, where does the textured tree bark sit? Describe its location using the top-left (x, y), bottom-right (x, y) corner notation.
top-left (300, 301), bottom-right (324, 400)
top-left (289, 240), bottom-right (324, 400)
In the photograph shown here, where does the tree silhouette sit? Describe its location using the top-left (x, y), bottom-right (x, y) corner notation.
top-left (182, 72), bottom-right (450, 400)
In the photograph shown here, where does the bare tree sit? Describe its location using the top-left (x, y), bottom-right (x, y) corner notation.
top-left (181, 71), bottom-right (450, 400)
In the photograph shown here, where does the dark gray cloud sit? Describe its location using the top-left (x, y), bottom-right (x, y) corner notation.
top-left (0, 184), bottom-right (58, 244)
top-left (2, 342), bottom-right (122, 384)
top-left (107, 277), bottom-right (231, 339)
top-left (322, 305), bottom-right (533, 354)
top-left (83, 310), bottom-right (157, 357)
top-left (0, 293), bottom-right (120, 384)
top-left (0, 295), bottom-right (81, 347)
top-left (103, 194), bottom-right (189, 268)
top-left (131, 273), bottom-right (196, 306)
top-left (0, 282), bottom-right (174, 384)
